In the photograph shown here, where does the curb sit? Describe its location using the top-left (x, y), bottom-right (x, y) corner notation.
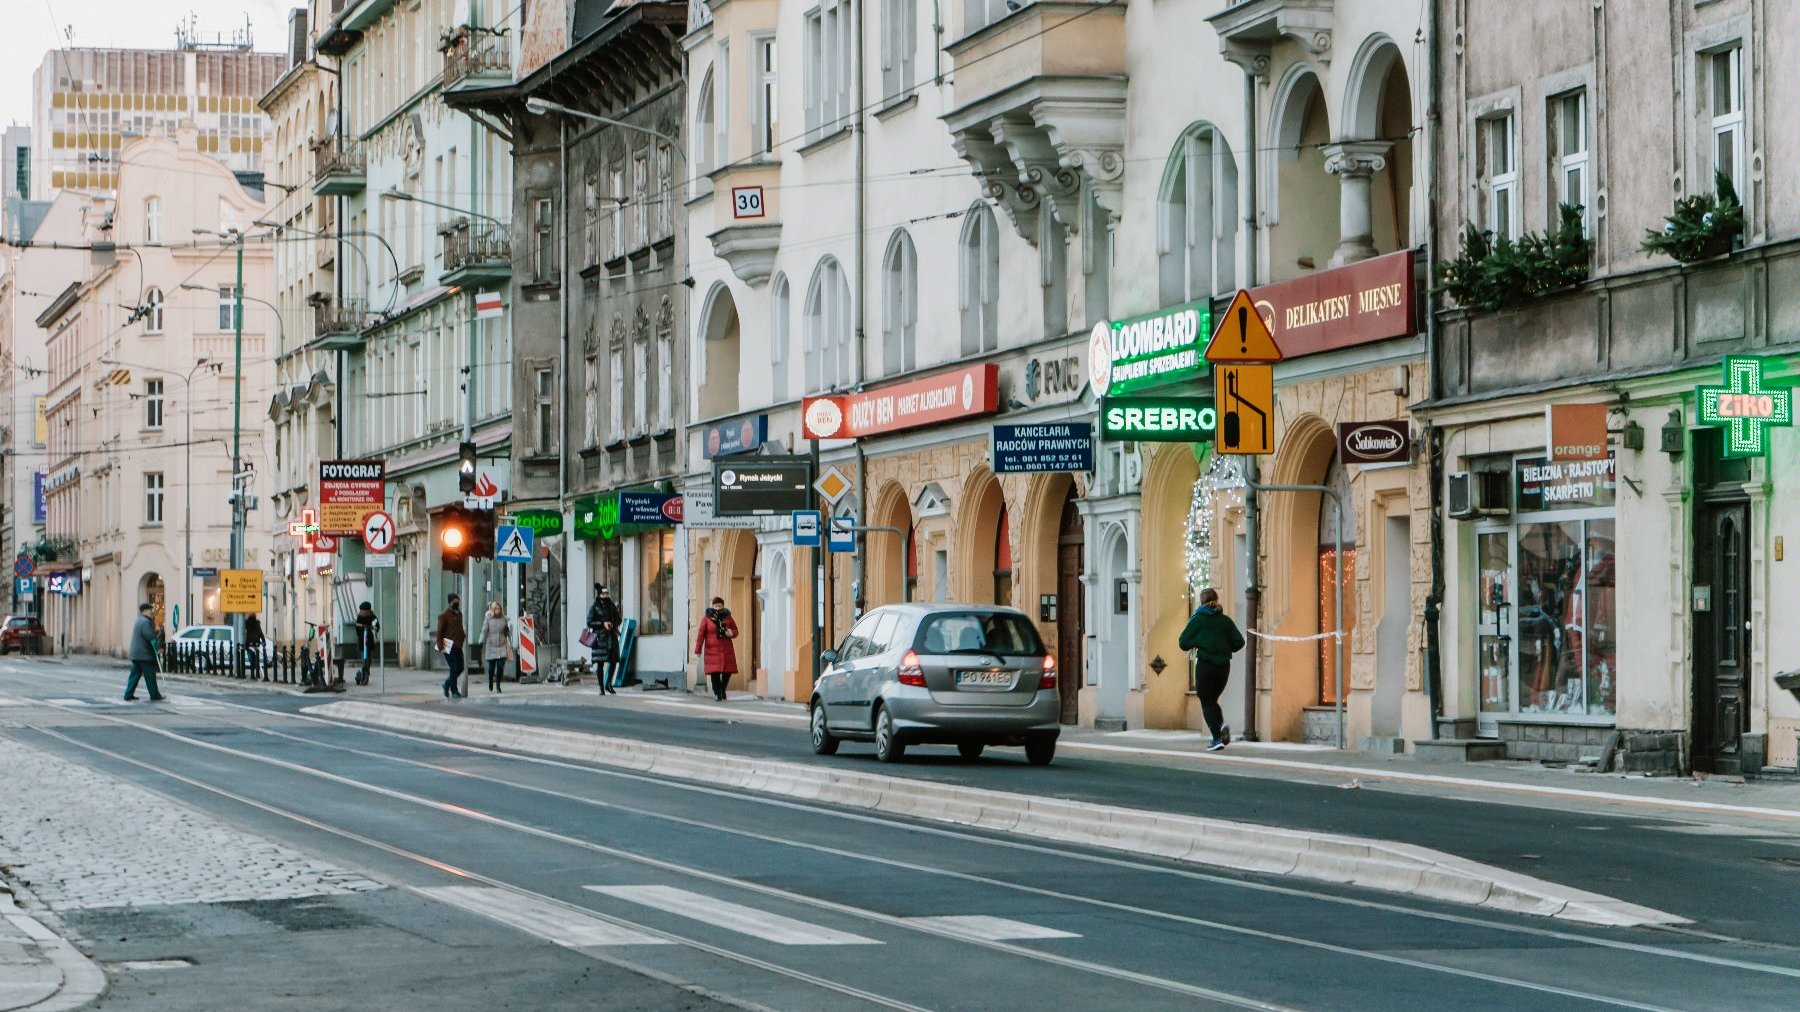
top-left (0, 888), bottom-right (106, 1012)
top-left (311, 700), bottom-right (1686, 928)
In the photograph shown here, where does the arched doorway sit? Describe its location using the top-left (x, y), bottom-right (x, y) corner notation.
top-left (697, 284), bottom-right (741, 419)
top-left (140, 572), bottom-right (167, 634)
top-left (1054, 490), bottom-right (1085, 724)
top-left (1265, 413), bottom-right (1349, 741)
top-left (954, 468), bottom-right (1006, 604)
top-left (1141, 442), bottom-right (1202, 728)
top-left (1316, 453), bottom-right (1358, 712)
top-left (867, 482), bottom-right (913, 608)
top-left (714, 529), bottom-right (759, 693)
top-left (762, 549), bottom-right (790, 696)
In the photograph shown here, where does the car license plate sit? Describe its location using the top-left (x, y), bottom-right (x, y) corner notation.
top-left (956, 670), bottom-right (1013, 689)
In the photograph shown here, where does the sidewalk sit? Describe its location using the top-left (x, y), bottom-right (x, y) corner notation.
top-left (0, 881), bottom-right (105, 1012)
top-left (138, 658), bottom-right (1800, 826)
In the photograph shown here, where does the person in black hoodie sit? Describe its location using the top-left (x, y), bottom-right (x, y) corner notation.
top-left (586, 584), bottom-right (622, 695)
top-left (353, 601), bottom-right (379, 685)
top-left (1177, 588), bottom-right (1246, 752)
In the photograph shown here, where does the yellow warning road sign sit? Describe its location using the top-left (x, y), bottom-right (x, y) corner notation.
top-left (1204, 290), bottom-right (1284, 364)
top-left (1215, 364), bottom-right (1275, 455)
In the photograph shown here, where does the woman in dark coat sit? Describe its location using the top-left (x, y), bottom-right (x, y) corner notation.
top-left (586, 584), bottom-right (621, 695)
top-left (694, 597), bottom-right (739, 702)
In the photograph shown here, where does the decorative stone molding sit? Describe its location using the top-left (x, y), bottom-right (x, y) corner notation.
top-left (1322, 139), bottom-right (1390, 179)
top-left (1208, 0), bottom-right (1336, 66)
top-left (706, 223), bottom-right (782, 286)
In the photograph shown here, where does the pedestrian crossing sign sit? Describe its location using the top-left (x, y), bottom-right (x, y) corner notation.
top-left (496, 524), bottom-right (534, 564)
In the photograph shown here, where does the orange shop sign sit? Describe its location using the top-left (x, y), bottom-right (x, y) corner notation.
top-left (1545, 403), bottom-right (1609, 462)
top-left (802, 364), bottom-right (999, 440)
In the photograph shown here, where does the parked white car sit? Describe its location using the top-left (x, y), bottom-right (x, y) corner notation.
top-left (169, 625), bottom-right (274, 668)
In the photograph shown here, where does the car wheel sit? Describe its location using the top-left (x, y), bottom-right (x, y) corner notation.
top-left (873, 707), bottom-right (906, 763)
top-left (1024, 738), bottom-right (1056, 767)
top-left (957, 742), bottom-right (985, 762)
top-left (810, 700), bottom-right (840, 756)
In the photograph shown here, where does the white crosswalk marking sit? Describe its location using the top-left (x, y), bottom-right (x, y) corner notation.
top-left (586, 885), bottom-right (880, 946)
top-left (901, 915), bottom-right (1080, 941)
top-left (418, 886), bottom-right (669, 948)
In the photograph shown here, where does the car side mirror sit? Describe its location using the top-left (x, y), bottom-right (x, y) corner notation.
top-left (819, 649), bottom-right (839, 664)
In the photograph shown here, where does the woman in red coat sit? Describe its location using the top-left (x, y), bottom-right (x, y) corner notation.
top-left (695, 597), bottom-right (739, 701)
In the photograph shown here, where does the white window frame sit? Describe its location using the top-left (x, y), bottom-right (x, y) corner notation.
top-left (217, 286), bottom-right (240, 331)
top-left (143, 196), bottom-right (162, 243)
top-left (805, 258), bottom-right (850, 392)
top-left (608, 345), bottom-right (625, 440)
top-left (751, 34), bottom-right (778, 155)
top-left (1483, 113), bottom-right (1519, 242)
top-left (1158, 125), bottom-right (1238, 307)
top-left (959, 205), bottom-right (999, 355)
top-left (631, 338), bottom-right (649, 435)
top-left (695, 70), bottom-right (716, 172)
top-left (715, 41), bottom-right (730, 166)
top-left (883, 230), bottom-right (917, 376)
top-left (608, 166), bottom-right (625, 258)
top-left (143, 287), bottom-right (164, 334)
top-left (770, 273), bottom-right (790, 402)
top-left (584, 353), bottom-right (600, 447)
top-left (880, 0), bottom-right (916, 100)
top-left (143, 471), bottom-right (164, 525)
top-left (804, 0), bottom-right (851, 141)
top-left (144, 378), bottom-right (164, 430)
top-left (655, 325), bottom-right (674, 431)
top-left (632, 151), bottom-right (649, 250)
top-left (534, 367), bottom-right (555, 454)
top-left (533, 196), bottom-right (556, 282)
top-left (1707, 45), bottom-right (1744, 201)
top-left (1548, 90), bottom-right (1588, 231)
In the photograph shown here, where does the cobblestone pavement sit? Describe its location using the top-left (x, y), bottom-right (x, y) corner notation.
top-left (0, 735), bottom-right (382, 911)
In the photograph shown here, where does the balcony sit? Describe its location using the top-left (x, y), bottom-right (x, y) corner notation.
top-left (706, 164), bottom-right (781, 285)
top-left (311, 297), bottom-right (368, 351)
top-left (441, 220), bottom-right (513, 287)
top-left (312, 137), bottom-right (365, 197)
top-left (313, 0), bottom-right (362, 57)
top-left (1207, 0), bottom-right (1336, 68)
top-left (942, 1), bottom-right (1129, 241)
top-left (442, 30), bottom-right (512, 94)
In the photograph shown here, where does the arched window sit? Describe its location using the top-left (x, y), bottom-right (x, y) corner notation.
top-left (143, 197), bottom-right (162, 243)
top-left (1159, 124), bottom-right (1238, 306)
top-left (143, 287), bottom-right (164, 334)
top-left (882, 230), bottom-right (917, 376)
top-left (770, 272), bottom-right (790, 402)
top-left (959, 203), bottom-right (999, 355)
top-left (804, 258), bottom-right (852, 392)
top-left (695, 70), bottom-right (716, 173)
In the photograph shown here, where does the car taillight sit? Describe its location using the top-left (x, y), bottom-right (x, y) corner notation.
top-left (898, 650), bottom-right (926, 686)
top-left (1039, 654), bottom-right (1057, 690)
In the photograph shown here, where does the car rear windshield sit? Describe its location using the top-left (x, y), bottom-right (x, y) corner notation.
top-left (914, 612), bottom-right (1045, 656)
top-left (6, 618), bottom-right (31, 627)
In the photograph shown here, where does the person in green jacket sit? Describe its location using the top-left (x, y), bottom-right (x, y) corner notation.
top-left (1178, 588), bottom-right (1246, 751)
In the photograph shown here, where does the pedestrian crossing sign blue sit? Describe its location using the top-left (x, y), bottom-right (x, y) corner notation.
top-left (496, 524), bottom-right (534, 563)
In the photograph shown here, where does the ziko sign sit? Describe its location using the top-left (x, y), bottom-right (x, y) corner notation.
top-left (318, 459), bottom-right (385, 535)
top-left (1088, 300), bottom-right (1212, 397)
top-left (1336, 421), bottom-right (1411, 465)
top-left (1099, 396), bottom-right (1217, 442)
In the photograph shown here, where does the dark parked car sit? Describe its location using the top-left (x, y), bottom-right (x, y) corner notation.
top-left (809, 604), bottom-right (1061, 765)
top-left (0, 614), bottom-right (46, 654)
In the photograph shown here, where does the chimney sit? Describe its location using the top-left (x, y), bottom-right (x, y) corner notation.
top-left (288, 8), bottom-right (310, 68)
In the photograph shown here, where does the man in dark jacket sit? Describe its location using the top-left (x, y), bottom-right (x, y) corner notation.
top-left (1177, 588), bottom-right (1245, 751)
top-left (435, 595), bottom-right (467, 699)
top-left (124, 602), bottom-right (166, 702)
top-left (354, 602), bottom-right (379, 685)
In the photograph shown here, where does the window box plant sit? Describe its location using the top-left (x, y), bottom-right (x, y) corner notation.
top-left (1437, 203), bottom-right (1592, 312)
top-left (1640, 170), bottom-right (1743, 264)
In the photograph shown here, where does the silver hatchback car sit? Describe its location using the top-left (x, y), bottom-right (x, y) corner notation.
top-left (809, 604), bottom-right (1061, 765)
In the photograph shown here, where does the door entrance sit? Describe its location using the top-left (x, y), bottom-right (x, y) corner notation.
top-left (1693, 500), bottom-right (1750, 774)
top-left (1056, 494), bottom-right (1086, 724)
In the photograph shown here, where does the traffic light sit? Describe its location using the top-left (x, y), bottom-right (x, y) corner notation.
top-left (467, 506), bottom-right (497, 560)
top-left (437, 506), bottom-right (471, 573)
top-left (457, 441), bottom-right (478, 493)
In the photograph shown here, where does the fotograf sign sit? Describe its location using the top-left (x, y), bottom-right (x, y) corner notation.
top-left (619, 491), bottom-right (683, 525)
top-left (318, 459), bottom-right (386, 535)
top-left (1336, 421), bottom-right (1411, 465)
top-left (1099, 396), bottom-right (1217, 442)
top-left (992, 423), bottom-right (1095, 474)
top-left (1088, 300), bottom-right (1211, 397)
top-left (714, 457), bottom-right (814, 516)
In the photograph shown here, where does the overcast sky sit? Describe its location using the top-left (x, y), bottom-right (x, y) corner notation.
top-left (1, 1), bottom-right (293, 129)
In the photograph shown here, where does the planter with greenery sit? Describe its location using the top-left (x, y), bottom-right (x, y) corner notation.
top-left (1640, 170), bottom-right (1743, 264)
top-left (1436, 203), bottom-right (1592, 312)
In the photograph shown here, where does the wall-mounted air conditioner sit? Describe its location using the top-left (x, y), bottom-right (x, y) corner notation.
top-left (1447, 471), bottom-right (1510, 520)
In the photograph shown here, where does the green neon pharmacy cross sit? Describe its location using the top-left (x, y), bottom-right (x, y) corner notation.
top-left (1695, 355), bottom-right (1794, 457)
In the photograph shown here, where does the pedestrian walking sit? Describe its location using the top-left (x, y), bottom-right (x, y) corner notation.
top-left (354, 601), bottom-right (379, 685)
top-left (1178, 587), bottom-right (1246, 751)
top-left (481, 601), bottom-right (511, 693)
top-left (585, 584), bottom-right (622, 695)
top-left (694, 596), bottom-right (739, 702)
top-left (124, 602), bottom-right (167, 702)
top-left (243, 614), bottom-right (266, 677)
top-left (435, 594), bottom-right (467, 699)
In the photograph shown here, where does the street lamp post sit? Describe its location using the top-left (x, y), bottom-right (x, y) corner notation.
top-left (523, 97), bottom-right (685, 155)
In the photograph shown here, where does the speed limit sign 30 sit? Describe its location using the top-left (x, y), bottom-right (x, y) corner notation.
top-left (731, 185), bottom-right (765, 219)
top-left (362, 510), bottom-right (396, 553)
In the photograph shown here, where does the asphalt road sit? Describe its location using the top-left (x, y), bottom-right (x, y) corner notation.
top-left (3, 660), bottom-right (1797, 1011)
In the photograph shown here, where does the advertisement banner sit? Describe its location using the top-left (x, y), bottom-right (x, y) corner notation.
top-left (1515, 455), bottom-right (1617, 512)
top-left (574, 495), bottom-right (620, 541)
top-left (1336, 421), bottom-right (1411, 465)
top-left (318, 459), bottom-right (386, 535)
top-left (32, 470), bottom-right (46, 525)
top-left (714, 458), bottom-right (814, 515)
top-left (1098, 396), bottom-right (1218, 442)
top-left (619, 492), bottom-right (683, 526)
top-left (704, 415), bottom-right (769, 458)
top-left (991, 423), bottom-right (1096, 473)
top-left (1088, 300), bottom-right (1211, 397)
top-left (1246, 249), bottom-right (1416, 359)
top-left (1545, 404), bottom-right (1608, 462)
top-left (802, 364), bottom-right (999, 440)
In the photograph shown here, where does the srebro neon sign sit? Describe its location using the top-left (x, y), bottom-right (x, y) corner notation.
top-left (1099, 396), bottom-right (1218, 442)
top-left (1696, 356), bottom-right (1793, 458)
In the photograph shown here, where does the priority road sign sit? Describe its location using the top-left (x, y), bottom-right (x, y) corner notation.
top-left (1216, 363), bottom-right (1275, 455)
top-left (362, 510), bottom-right (396, 553)
top-left (814, 465), bottom-right (853, 505)
top-left (1204, 290), bottom-right (1284, 364)
top-left (495, 524), bottom-right (534, 563)
top-left (792, 510), bottom-right (822, 548)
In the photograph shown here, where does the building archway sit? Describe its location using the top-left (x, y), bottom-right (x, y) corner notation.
top-left (706, 528), bottom-right (759, 693)
top-left (953, 467), bottom-right (1006, 604)
top-left (1140, 442), bottom-right (1202, 728)
top-left (1020, 472), bottom-right (1086, 723)
top-left (1097, 522), bottom-right (1132, 725)
top-left (867, 480), bottom-right (913, 608)
top-left (1342, 36), bottom-right (1415, 254)
top-left (696, 283), bottom-right (740, 419)
top-left (1268, 67), bottom-right (1337, 282)
top-left (139, 572), bottom-right (167, 633)
top-left (1264, 412), bottom-right (1347, 741)
top-left (762, 549), bottom-right (791, 696)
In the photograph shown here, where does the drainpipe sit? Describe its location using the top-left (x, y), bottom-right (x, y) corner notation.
top-left (558, 116), bottom-right (572, 657)
top-left (1239, 67), bottom-right (1262, 742)
top-left (851, 0), bottom-right (869, 618)
top-left (1423, 0), bottom-right (1446, 736)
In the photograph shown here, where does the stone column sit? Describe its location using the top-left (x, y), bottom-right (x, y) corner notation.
top-left (1322, 140), bottom-right (1392, 267)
